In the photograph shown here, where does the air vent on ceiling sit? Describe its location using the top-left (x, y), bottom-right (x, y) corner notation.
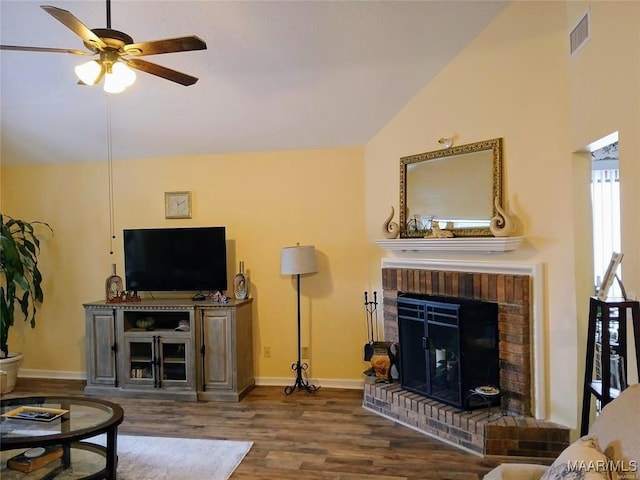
top-left (570, 12), bottom-right (590, 56)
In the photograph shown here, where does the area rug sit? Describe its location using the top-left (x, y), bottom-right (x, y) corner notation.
top-left (106, 435), bottom-right (253, 480)
top-left (3, 432), bottom-right (252, 480)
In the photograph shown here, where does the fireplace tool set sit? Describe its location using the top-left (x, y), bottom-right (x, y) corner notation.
top-left (363, 291), bottom-right (398, 381)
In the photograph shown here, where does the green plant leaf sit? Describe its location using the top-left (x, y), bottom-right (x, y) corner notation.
top-left (1, 214), bottom-right (52, 352)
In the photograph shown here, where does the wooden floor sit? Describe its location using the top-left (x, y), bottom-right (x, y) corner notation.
top-left (3, 379), bottom-right (535, 479)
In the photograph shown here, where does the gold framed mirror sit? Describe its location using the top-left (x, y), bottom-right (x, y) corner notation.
top-left (399, 138), bottom-right (503, 237)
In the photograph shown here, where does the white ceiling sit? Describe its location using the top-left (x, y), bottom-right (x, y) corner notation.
top-left (0, 0), bottom-right (507, 166)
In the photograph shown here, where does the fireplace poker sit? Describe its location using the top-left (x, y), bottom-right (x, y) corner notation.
top-left (373, 291), bottom-right (379, 342)
top-left (363, 291), bottom-right (378, 361)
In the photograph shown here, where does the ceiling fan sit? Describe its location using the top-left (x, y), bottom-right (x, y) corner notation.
top-left (0, 0), bottom-right (207, 93)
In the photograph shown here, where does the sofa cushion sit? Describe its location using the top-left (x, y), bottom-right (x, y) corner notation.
top-left (590, 383), bottom-right (640, 468)
top-left (540, 436), bottom-right (610, 480)
top-left (483, 463), bottom-right (549, 480)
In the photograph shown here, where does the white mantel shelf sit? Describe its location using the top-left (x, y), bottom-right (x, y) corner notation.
top-left (375, 236), bottom-right (524, 253)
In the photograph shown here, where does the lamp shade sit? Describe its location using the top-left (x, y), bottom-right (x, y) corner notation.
top-left (281, 245), bottom-right (317, 275)
top-left (75, 60), bottom-right (102, 85)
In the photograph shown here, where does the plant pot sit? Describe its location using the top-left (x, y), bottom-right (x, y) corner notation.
top-left (0, 352), bottom-right (24, 394)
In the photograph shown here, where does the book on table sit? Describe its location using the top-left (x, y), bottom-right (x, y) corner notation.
top-left (7, 446), bottom-right (63, 473)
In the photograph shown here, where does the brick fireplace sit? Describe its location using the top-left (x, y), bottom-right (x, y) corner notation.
top-left (385, 268), bottom-right (532, 415)
top-left (362, 257), bottom-right (570, 457)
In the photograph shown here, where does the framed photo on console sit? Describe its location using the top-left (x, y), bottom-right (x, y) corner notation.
top-left (597, 252), bottom-right (624, 301)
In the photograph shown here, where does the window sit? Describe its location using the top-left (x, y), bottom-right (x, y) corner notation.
top-left (591, 142), bottom-right (621, 297)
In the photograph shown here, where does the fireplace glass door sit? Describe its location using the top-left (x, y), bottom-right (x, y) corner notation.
top-left (428, 311), bottom-right (461, 405)
top-left (398, 294), bottom-right (499, 409)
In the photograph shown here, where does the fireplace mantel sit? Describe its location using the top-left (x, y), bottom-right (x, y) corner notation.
top-left (375, 236), bottom-right (524, 253)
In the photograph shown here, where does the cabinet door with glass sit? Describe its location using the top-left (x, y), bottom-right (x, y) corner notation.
top-left (159, 335), bottom-right (194, 389)
top-left (122, 334), bottom-right (194, 390)
top-left (122, 334), bottom-right (157, 388)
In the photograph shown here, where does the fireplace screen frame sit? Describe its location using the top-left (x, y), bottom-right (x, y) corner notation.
top-left (397, 293), bottom-right (500, 410)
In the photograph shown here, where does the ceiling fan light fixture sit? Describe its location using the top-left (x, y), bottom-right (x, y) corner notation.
top-left (103, 71), bottom-right (125, 94)
top-left (112, 61), bottom-right (136, 88)
top-left (3, 3), bottom-right (207, 90)
top-left (75, 60), bottom-right (103, 85)
top-left (103, 61), bottom-right (136, 94)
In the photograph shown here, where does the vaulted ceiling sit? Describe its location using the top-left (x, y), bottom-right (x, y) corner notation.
top-left (1, 1), bottom-right (508, 165)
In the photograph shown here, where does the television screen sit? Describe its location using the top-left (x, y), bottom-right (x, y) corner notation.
top-left (123, 227), bottom-right (227, 292)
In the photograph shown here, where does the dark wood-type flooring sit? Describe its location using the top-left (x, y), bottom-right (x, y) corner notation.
top-left (3, 379), bottom-right (549, 479)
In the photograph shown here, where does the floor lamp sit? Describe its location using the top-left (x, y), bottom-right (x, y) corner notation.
top-left (281, 244), bottom-right (318, 394)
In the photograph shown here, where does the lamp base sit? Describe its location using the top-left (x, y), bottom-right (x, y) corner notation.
top-left (284, 361), bottom-right (319, 395)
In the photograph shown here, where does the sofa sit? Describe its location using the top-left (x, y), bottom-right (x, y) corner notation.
top-left (484, 383), bottom-right (640, 480)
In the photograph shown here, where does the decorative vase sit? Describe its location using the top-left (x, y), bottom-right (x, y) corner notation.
top-left (0, 352), bottom-right (24, 394)
top-left (489, 198), bottom-right (515, 237)
top-left (233, 261), bottom-right (248, 300)
top-left (105, 264), bottom-right (123, 302)
top-left (382, 206), bottom-right (400, 239)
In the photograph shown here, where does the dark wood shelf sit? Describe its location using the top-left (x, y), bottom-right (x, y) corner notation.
top-left (587, 380), bottom-right (620, 399)
top-left (580, 297), bottom-right (640, 436)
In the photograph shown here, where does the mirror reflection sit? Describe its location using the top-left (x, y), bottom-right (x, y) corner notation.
top-left (400, 138), bottom-right (503, 237)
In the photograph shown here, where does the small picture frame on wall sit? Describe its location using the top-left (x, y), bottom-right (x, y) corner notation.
top-left (165, 191), bottom-right (192, 219)
top-left (597, 252), bottom-right (624, 301)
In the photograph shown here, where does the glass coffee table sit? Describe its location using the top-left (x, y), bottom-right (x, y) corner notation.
top-left (1, 397), bottom-right (124, 480)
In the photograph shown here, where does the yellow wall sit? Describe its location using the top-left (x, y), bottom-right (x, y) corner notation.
top-left (567, 1), bottom-right (640, 388)
top-left (1, 147), bottom-right (370, 383)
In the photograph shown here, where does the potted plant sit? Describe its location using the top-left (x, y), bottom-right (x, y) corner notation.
top-left (0, 214), bottom-right (53, 393)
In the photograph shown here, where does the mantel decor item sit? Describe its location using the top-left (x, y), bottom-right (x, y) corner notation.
top-left (489, 198), bottom-right (516, 237)
top-left (281, 244), bottom-right (318, 395)
top-left (165, 191), bottom-right (192, 219)
top-left (233, 261), bottom-right (248, 300)
top-left (382, 206), bottom-right (400, 239)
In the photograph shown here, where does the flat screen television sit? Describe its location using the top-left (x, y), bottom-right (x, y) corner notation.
top-left (123, 227), bottom-right (227, 292)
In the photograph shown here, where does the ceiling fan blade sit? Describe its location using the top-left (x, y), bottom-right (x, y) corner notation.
top-left (41, 5), bottom-right (107, 51)
top-left (126, 58), bottom-right (199, 86)
top-left (0, 45), bottom-right (92, 55)
top-left (123, 36), bottom-right (207, 56)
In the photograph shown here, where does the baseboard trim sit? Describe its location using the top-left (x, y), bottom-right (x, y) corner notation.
top-left (255, 377), bottom-right (364, 390)
top-left (18, 370), bottom-right (364, 390)
top-left (19, 369), bottom-right (86, 380)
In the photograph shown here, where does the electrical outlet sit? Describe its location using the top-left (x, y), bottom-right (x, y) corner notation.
top-left (301, 346), bottom-right (310, 359)
top-left (264, 346), bottom-right (271, 358)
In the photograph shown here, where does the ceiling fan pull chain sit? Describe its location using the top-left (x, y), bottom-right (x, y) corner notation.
top-left (106, 96), bottom-right (116, 255)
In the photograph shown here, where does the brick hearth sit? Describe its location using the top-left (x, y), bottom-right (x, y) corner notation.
top-left (362, 266), bottom-right (570, 457)
top-left (363, 380), bottom-right (569, 457)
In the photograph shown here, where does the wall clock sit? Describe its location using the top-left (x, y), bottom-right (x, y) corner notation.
top-left (165, 191), bottom-right (192, 219)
